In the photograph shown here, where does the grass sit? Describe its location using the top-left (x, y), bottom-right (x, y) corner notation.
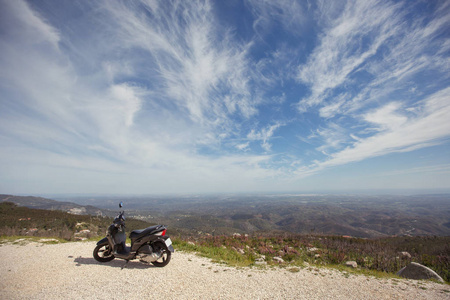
top-left (172, 235), bottom-right (450, 283)
top-left (173, 238), bottom-right (255, 267)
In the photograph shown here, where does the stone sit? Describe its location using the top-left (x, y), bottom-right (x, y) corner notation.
top-left (255, 260), bottom-right (266, 265)
top-left (397, 262), bottom-right (444, 282)
top-left (399, 251), bottom-right (411, 259)
top-left (273, 256), bottom-right (284, 263)
top-left (307, 247), bottom-right (319, 252)
top-left (345, 261), bottom-right (357, 268)
top-left (255, 257), bottom-right (266, 265)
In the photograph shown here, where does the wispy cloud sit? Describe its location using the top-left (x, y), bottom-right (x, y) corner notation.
top-left (247, 0), bottom-right (307, 36)
top-left (380, 164), bottom-right (450, 177)
top-left (105, 0), bottom-right (256, 129)
top-left (247, 123), bottom-right (283, 152)
top-left (0, 0), bottom-right (449, 194)
top-left (297, 0), bottom-right (401, 112)
top-left (307, 88), bottom-right (450, 172)
top-left (291, 0), bottom-right (450, 181)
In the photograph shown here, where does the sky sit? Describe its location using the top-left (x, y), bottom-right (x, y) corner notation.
top-left (0, 0), bottom-right (449, 195)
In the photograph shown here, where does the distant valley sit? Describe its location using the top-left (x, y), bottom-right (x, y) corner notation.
top-left (6, 193), bottom-right (448, 238)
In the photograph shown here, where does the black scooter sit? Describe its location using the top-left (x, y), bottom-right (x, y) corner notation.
top-left (93, 202), bottom-right (174, 267)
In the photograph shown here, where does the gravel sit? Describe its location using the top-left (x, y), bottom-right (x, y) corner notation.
top-left (0, 241), bottom-right (448, 299)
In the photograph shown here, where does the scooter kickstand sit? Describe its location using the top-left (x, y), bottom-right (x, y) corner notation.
top-left (121, 260), bottom-right (129, 270)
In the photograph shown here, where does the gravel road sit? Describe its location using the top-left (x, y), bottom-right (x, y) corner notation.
top-left (0, 241), bottom-right (448, 299)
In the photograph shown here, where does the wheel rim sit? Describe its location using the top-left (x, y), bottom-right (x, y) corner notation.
top-left (155, 250), bottom-right (168, 263)
top-left (98, 245), bottom-right (112, 258)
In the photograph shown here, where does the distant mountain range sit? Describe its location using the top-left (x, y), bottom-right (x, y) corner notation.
top-left (0, 194), bottom-right (113, 217)
top-left (2, 193), bottom-right (449, 238)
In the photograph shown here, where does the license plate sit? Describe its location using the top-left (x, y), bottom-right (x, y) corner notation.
top-left (165, 238), bottom-right (172, 247)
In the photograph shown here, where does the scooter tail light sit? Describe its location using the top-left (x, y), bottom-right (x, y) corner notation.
top-left (155, 229), bottom-right (167, 236)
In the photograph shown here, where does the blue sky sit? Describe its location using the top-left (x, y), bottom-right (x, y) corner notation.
top-left (1, 0), bottom-right (449, 195)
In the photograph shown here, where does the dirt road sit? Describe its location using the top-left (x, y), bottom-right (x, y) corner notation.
top-left (0, 241), bottom-right (448, 299)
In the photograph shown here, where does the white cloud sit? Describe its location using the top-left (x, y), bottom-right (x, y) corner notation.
top-left (310, 87), bottom-right (450, 171)
top-left (236, 142), bottom-right (250, 151)
top-left (363, 102), bottom-right (407, 131)
top-left (104, 0), bottom-right (256, 130)
top-left (1, 0), bottom-right (449, 194)
top-left (247, 0), bottom-right (307, 37)
top-left (314, 122), bottom-right (349, 154)
top-left (0, 0), bottom-right (60, 48)
top-left (318, 93), bottom-right (347, 118)
top-left (247, 123), bottom-right (283, 152)
top-left (297, 0), bottom-right (400, 112)
top-left (380, 164), bottom-right (450, 177)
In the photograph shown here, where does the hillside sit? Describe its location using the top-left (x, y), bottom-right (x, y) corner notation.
top-left (0, 202), bottom-right (153, 240)
top-left (0, 194), bottom-right (111, 217)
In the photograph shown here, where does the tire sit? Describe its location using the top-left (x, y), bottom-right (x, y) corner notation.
top-left (93, 242), bottom-right (115, 262)
top-left (151, 241), bottom-right (171, 267)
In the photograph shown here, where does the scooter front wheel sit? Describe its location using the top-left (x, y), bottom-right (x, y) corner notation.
top-left (93, 242), bottom-right (115, 262)
top-left (151, 241), bottom-right (171, 267)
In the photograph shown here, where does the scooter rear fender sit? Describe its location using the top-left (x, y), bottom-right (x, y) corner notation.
top-left (161, 236), bottom-right (175, 253)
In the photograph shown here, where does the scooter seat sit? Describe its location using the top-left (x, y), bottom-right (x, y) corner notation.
top-left (130, 225), bottom-right (162, 240)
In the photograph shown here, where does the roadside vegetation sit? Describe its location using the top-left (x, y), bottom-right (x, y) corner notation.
top-left (1, 202), bottom-right (448, 282)
top-left (173, 234), bottom-right (449, 282)
top-left (0, 202), bottom-right (153, 240)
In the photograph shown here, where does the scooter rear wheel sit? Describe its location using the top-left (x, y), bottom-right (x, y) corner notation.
top-left (93, 242), bottom-right (115, 262)
top-left (151, 241), bottom-right (171, 267)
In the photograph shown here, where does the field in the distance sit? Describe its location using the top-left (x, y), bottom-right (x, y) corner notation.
top-left (55, 193), bottom-right (450, 238)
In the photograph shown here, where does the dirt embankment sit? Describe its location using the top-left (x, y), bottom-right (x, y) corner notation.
top-left (0, 241), bottom-right (448, 299)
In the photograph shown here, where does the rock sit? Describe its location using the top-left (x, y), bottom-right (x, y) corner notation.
top-left (38, 238), bottom-right (59, 243)
top-left (315, 254), bottom-right (321, 258)
top-left (255, 257), bottom-right (266, 265)
top-left (345, 261), bottom-right (357, 268)
top-left (233, 233), bottom-right (241, 237)
top-left (74, 229), bottom-right (90, 236)
top-left (307, 247), bottom-right (319, 252)
top-left (399, 251), bottom-right (411, 259)
top-left (397, 262), bottom-right (444, 282)
top-left (273, 257), bottom-right (284, 263)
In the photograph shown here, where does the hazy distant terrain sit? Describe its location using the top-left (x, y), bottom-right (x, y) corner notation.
top-left (46, 194), bottom-right (450, 238)
top-left (0, 194), bottom-right (112, 217)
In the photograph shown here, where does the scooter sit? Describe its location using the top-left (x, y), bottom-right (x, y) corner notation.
top-left (93, 202), bottom-right (174, 267)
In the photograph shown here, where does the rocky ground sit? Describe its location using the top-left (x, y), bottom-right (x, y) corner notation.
top-left (0, 241), bottom-right (448, 299)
